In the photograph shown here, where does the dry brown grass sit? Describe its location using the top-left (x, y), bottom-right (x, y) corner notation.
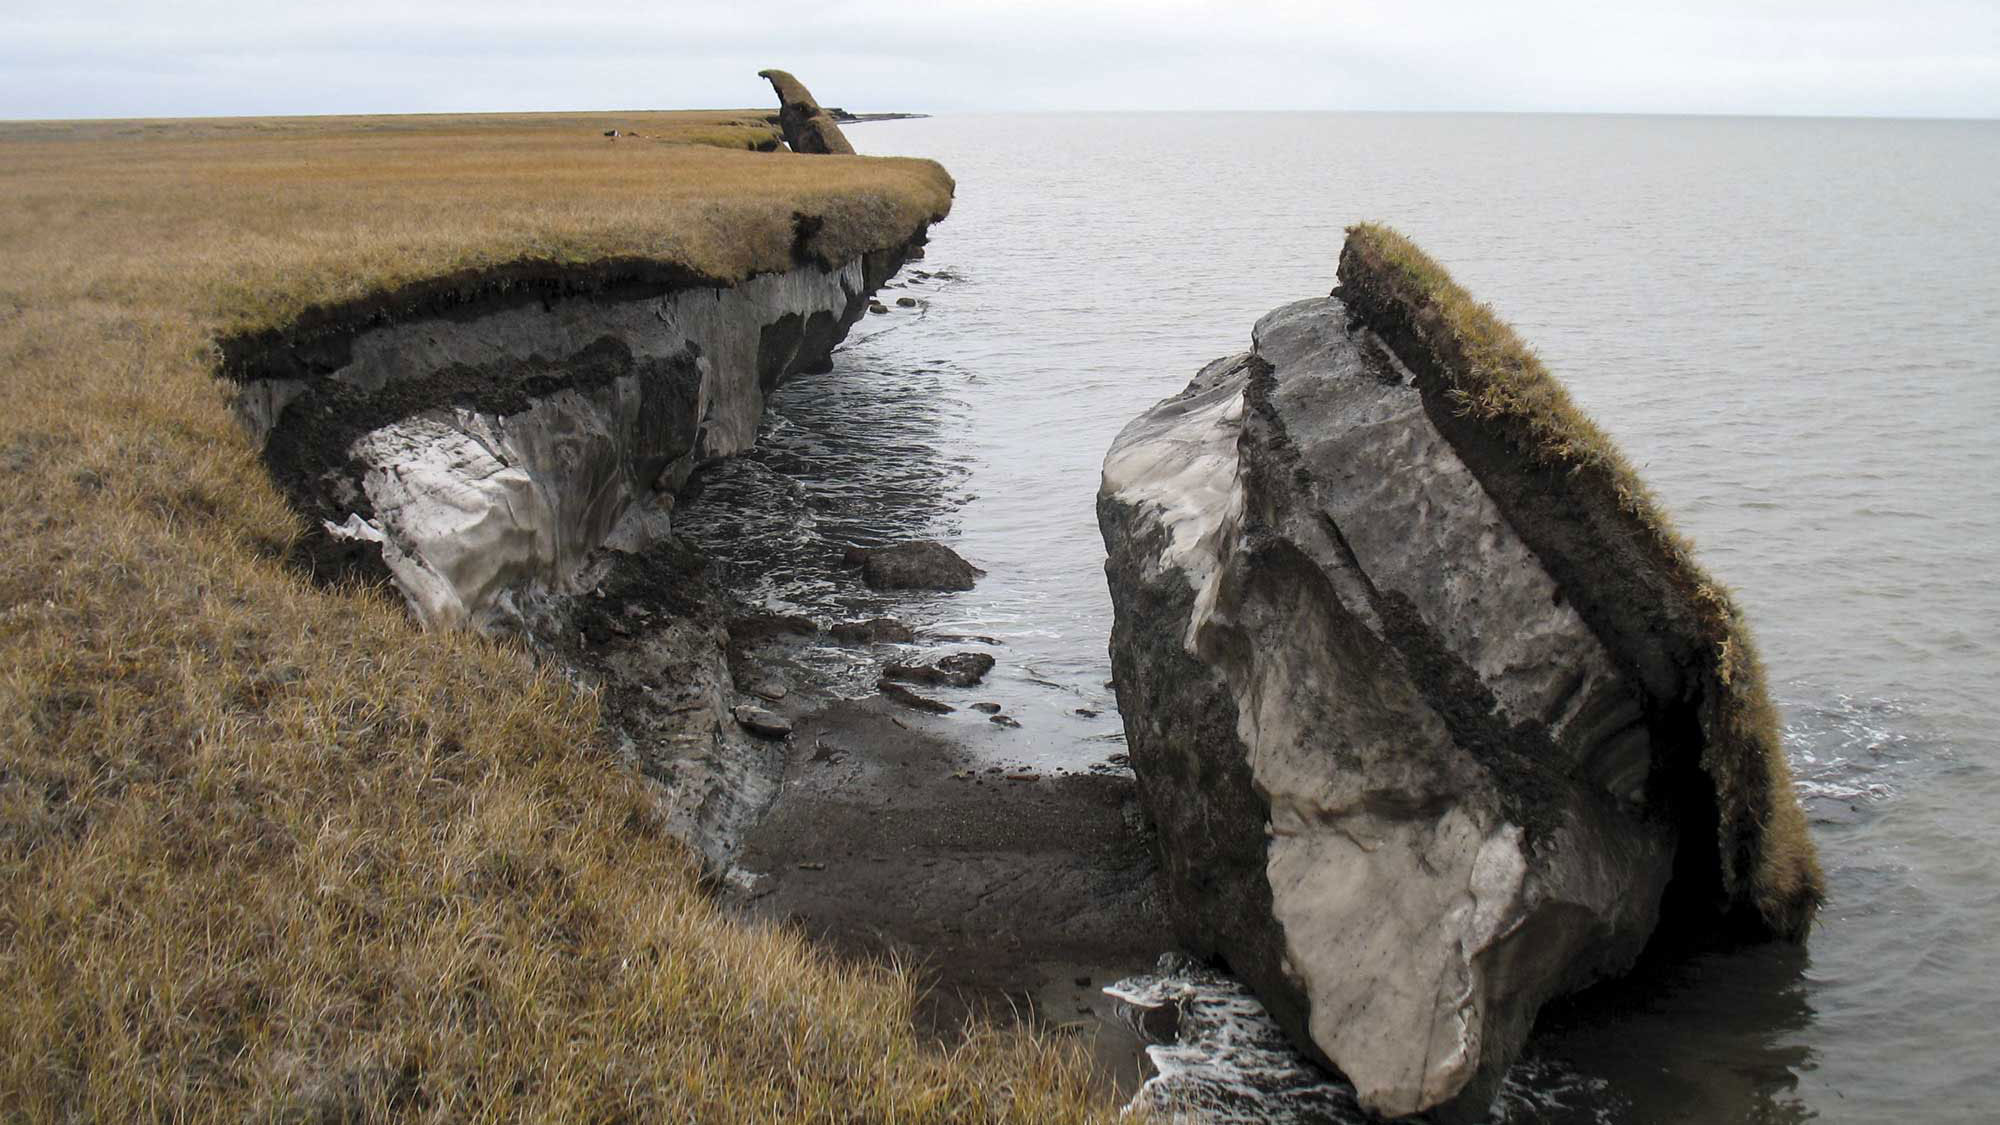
top-left (1341, 223), bottom-right (1823, 938)
top-left (0, 110), bottom-right (952, 337)
top-left (0, 112), bottom-right (1123, 1122)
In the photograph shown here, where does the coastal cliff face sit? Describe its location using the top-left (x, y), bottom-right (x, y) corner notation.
top-left (229, 243), bottom-right (917, 629)
top-left (1098, 229), bottom-right (1820, 1119)
top-left (222, 231), bottom-right (929, 863)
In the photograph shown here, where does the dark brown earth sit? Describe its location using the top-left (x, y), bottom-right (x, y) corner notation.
top-left (721, 696), bottom-right (1169, 1091)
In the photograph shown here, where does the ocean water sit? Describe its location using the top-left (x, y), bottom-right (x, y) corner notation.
top-left (676, 113), bottom-right (2000, 1122)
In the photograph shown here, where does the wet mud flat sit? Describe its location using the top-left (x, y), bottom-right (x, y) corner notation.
top-left (720, 684), bottom-right (1169, 1090)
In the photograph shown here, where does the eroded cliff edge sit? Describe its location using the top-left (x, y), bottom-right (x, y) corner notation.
top-left (221, 218), bottom-right (938, 863)
top-left (1098, 225), bottom-right (1821, 1120)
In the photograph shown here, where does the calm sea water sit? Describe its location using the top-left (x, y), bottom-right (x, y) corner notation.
top-left (677, 113), bottom-right (2000, 1122)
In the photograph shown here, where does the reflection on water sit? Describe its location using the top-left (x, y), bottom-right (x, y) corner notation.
top-left (1525, 943), bottom-right (1814, 1125)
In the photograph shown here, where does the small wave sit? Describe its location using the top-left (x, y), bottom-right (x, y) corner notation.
top-left (1107, 955), bottom-right (1367, 1124)
top-left (1106, 955), bottom-right (1619, 1124)
top-left (1778, 687), bottom-right (1922, 811)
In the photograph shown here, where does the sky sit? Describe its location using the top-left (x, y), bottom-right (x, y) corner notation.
top-left (2, 0), bottom-right (1996, 121)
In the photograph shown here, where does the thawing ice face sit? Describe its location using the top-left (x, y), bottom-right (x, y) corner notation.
top-left (1106, 955), bottom-right (1622, 1125)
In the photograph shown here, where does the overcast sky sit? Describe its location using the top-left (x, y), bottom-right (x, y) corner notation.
top-left (3, 0), bottom-right (1996, 120)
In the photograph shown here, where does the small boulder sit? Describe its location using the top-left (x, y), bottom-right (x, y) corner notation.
top-left (732, 704), bottom-right (792, 740)
top-left (937, 652), bottom-right (996, 685)
top-left (896, 296), bottom-right (919, 308)
top-left (883, 651), bottom-right (996, 688)
top-left (844, 541), bottom-right (983, 591)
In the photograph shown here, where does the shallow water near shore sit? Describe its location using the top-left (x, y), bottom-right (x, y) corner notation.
top-left (676, 113), bottom-right (2000, 1121)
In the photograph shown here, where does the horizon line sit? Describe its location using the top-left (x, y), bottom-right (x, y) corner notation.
top-left (5, 105), bottom-right (1998, 126)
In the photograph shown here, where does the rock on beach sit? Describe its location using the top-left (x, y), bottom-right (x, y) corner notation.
top-left (844, 541), bottom-right (984, 591)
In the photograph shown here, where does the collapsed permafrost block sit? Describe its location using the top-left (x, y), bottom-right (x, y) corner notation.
top-left (758, 68), bottom-right (856, 156)
top-left (1098, 224), bottom-right (1821, 1120)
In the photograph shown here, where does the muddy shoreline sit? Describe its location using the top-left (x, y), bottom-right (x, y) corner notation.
top-left (727, 694), bottom-right (1168, 1089)
top-left (546, 536), bottom-right (1171, 1093)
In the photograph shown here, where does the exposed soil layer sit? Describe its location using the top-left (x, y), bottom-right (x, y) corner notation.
top-left (223, 233), bottom-right (930, 624)
top-left (723, 696), bottom-right (1169, 1092)
top-left (216, 258), bottom-right (721, 384)
top-left (213, 226), bottom-right (938, 386)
